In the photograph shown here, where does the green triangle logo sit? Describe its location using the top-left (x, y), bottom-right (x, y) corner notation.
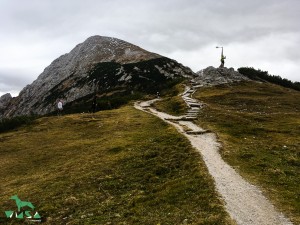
top-left (16, 212), bottom-right (24, 219)
top-left (5, 211), bottom-right (14, 218)
top-left (33, 212), bottom-right (41, 219)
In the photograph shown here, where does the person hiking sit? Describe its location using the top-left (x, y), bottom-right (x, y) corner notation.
top-left (91, 95), bottom-right (97, 113)
top-left (156, 92), bottom-right (160, 98)
top-left (57, 99), bottom-right (63, 116)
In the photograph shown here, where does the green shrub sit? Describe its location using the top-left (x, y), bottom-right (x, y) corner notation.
top-left (0, 115), bottom-right (38, 133)
top-left (57, 90), bottom-right (145, 114)
top-left (96, 91), bottom-right (144, 110)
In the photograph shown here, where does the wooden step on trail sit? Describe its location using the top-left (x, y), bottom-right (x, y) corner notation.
top-left (192, 84), bottom-right (203, 88)
top-left (186, 112), bottom-right (198, 115)
top-left (188, 109), bottom-right (200, 113)
top-left (183, 117), bottom-right (197, 120)
top-left (188, 111), bottom-right (200, 114)
top-left (188, 108), bottom-right (200, 110)
top-left (186, 114), bottom-right (198, 117)
top-left (187, 110), bottom-right (199, 113)
top-left (185, 100), bottom-right (199, 104)
top-left (183, 96), bottom-right (196, 100)
top-left (183, 96), bottom-right (195, 100)
top-left (167, 117), bottom-right (196, 121)
top-left (185, 115), bottom-right (197, 117)
top-left (186, 115), bottom-right (198, 118)
top-left (188, 103), bottom-right (201, 107)
top-left (186, 130), bottom-right (211, 135)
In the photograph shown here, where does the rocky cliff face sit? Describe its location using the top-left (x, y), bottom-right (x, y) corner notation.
top-left (0, 93), bottom-right (12, 115)
top-left (194, 66), bottom-right (249, 86)
top-left (1, 36), bottom-right (195, 118)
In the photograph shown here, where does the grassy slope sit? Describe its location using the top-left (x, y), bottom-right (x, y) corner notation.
top-left (154, 96), bottom-right (187, 116)
top-left (154, 84), bottom-right (188, 116)
top-left (194, 81), bottom-right (300, 224)
top-left (0, 106), bottom-right (233, 225)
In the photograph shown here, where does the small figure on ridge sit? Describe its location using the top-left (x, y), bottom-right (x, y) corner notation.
top-left (216, 46), bottom-right (226, 68)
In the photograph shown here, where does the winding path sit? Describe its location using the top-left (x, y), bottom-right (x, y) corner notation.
top-left (134, 86), bottom-right (292, 225)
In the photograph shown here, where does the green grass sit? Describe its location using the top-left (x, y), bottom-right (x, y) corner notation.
top-left (0, 106), bottom-right (233, 224)
top-left (154, 84), bottom-right (188, 116)
top-left (194, 81), bottom-right (300, 224)
top-left (0, 115), bottom-right (38, 133)
top-left (154, 96), bottom-right (187, 116)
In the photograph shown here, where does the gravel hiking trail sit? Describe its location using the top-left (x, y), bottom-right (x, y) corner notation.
top-left (134, 86), bottom-right (292, 225)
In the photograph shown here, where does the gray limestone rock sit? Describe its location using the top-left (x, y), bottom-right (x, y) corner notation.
top-left (0, 93), bottom-right (12, 110)
top-left (195, 66), bottom-right (249, 86)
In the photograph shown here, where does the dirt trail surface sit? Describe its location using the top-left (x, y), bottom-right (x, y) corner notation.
top-left (134, 88), bottom-right (292, 225)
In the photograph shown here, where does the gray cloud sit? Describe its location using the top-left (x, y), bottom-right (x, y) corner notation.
top-left (0, 0), bottom-right (299, 96)
top-left (0, 72), bottom-right (30, 88)
top-left (0, 70), bottom-right (33, 97)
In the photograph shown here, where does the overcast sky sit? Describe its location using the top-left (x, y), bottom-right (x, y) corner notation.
top-left (1, 0), bottom-right (299, 96)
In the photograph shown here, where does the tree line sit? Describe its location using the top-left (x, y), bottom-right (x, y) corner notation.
top-left (238, 67), bottom-right (300, 91)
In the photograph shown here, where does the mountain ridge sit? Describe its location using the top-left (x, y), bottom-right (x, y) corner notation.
top-left (0, 36), bottom-right (195, 118)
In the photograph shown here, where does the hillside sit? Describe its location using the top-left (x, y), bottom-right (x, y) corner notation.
top-left (194, 81), bottom-right (300, 224)
top-left (0, 106), bottom-right (233, 224)
top-left (153, 78), bottom-right (299, 224)
top-left (1, 66), bottom-right (299, 224)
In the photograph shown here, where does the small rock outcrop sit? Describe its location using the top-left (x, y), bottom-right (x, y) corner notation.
top-left (1, 36), bottom-right (195, 119)
top-left (194, 66), bottom-right (249, 86)
top-left (0, 93), bottom-right (12, 113)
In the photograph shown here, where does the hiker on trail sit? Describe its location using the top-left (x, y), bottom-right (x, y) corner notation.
top-left (91, 95), bottom-right (97, 113)
top-left (57, 99), bottom-right (63, 116)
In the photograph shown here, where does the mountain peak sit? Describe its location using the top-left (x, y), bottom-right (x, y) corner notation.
top-left (74, 35), bottom-right (161, 64)
top-left (1, 36), bottom-right (195, 118)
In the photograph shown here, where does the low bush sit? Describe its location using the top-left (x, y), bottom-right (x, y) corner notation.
top-left (238, 67), bottom-right (300, 91)
top-left (0, 115), bottom-right (38, 133)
